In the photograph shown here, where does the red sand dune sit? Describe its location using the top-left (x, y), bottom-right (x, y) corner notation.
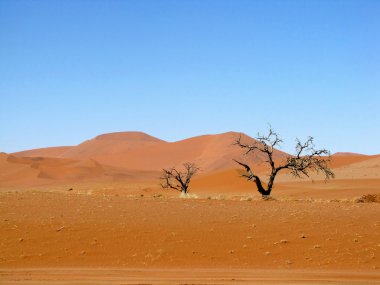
top-left (3, 132), bottom-right (380, 193)
top-left (332, 155), bottom-right (380, 179)
top-left (333, 152), bottom-right (367, 156)
top-left (0, 152), bottom-right (160, 188)
top-left (0, 153), bottom-right (107, 187)
top-left (13, 146), bottom-right (73, 158)
top-left (11, 131), bottom-right (288, 172)
top-left (329, 154), bottom-right (374, 168)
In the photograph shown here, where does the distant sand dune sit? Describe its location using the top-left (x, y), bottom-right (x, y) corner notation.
top-left (2, 131), bottom-right (379, 196)
top-left (11, 131), bottom-right (287, 171)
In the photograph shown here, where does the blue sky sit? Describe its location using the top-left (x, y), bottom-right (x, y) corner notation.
top-left (1, 0), bottom-right (379, 154)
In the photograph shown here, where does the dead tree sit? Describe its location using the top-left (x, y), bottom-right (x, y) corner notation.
top-left (160, 162), bottom-right (199, 195)
top-left (234, 127), bottom-right (335, 198)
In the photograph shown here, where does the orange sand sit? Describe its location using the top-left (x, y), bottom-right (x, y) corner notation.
top-left (1, 132), bottom-right (379, 284)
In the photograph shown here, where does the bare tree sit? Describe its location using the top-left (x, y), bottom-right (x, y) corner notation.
top-left (160, 162), bottom-right (199, 195)
top-left (234, 127), bottom-right (335, 198)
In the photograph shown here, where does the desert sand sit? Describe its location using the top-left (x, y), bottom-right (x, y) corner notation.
top-left (1, 132), bottom-right (379, 284)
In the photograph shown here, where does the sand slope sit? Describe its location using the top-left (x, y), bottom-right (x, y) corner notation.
top-left (332, 155), bottom-right (380, 179)
top-left (11, 131), bottom-right (288, 172)
top-left (2, 132), bottom-right (380, 194)
top-left (0, 153), bottom-right (107, 187)
top-left (13, 146), bottom-right (73, 158)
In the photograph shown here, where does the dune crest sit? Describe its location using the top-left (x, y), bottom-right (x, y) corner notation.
top-left (94, 131), bottom-right (165, 142)
top-left (11, 131), bottom-right (286, 172)
top-left (3, 131), bottom-right (379, 190)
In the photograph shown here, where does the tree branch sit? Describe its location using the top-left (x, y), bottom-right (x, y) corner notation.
top-left (233, 126), bottom-right (335, 197)
top-left (160, 163), bottom-right (199, 194)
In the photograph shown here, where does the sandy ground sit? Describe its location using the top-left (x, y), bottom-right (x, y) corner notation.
top-left (0, 191), bottom-right (379, 284)
top-left (1, 132), bottom-right (380, 283)
top-left (1, 268), bottom-right (379, 284)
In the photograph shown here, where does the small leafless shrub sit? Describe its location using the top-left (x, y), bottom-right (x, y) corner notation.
top-left (160, 162), bottom-right (199, 196)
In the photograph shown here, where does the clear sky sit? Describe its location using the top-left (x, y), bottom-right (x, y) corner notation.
top-left (0, 0), bottom-right (379, 154)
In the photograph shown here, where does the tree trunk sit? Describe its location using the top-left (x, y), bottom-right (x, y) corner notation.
top-left (260, 189), bottom-right (271, 198)
top-left (253, 178), bottom-right (271, 197)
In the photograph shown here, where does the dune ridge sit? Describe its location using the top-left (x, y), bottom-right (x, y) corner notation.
top-left (11, 131), bottom-right (287, 171)
top-left (2, 131), bottom-right (379, 193)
